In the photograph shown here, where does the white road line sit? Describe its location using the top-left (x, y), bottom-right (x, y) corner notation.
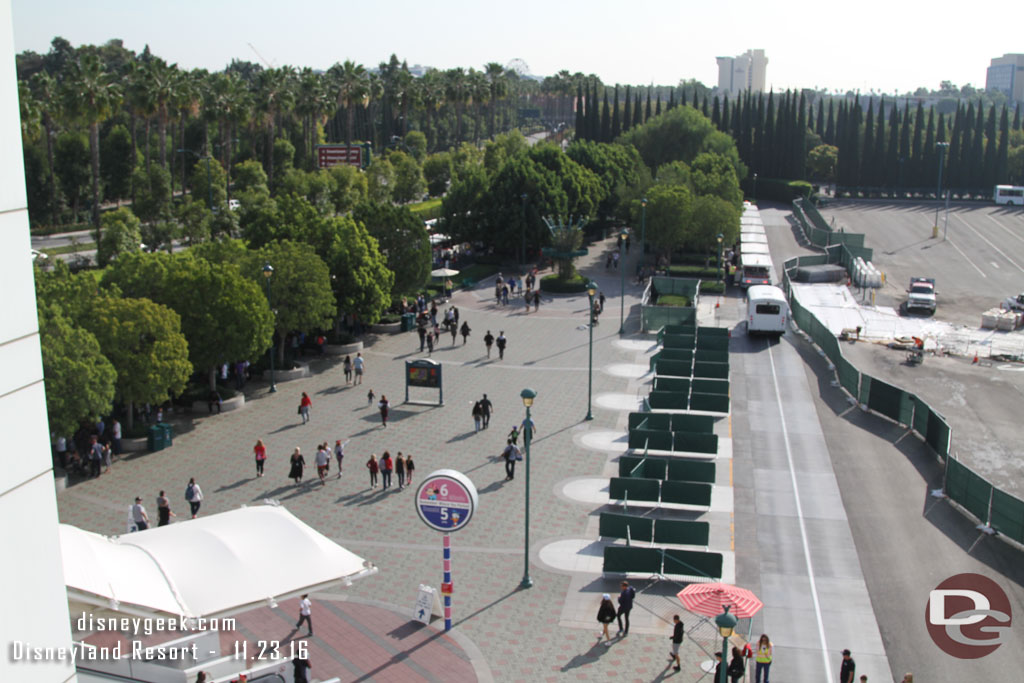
top-left (987, 213), bottom-right (1024, 245)
top-left (945, 237), bottom-right (987, 277)
top-left (954, 213), bottom-right (1024, 273)
top-left (767, 341), bottom-right (833, 683)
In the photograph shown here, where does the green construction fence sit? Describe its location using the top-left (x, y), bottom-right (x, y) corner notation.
top-left (602, 546), bottom-right (723, 578)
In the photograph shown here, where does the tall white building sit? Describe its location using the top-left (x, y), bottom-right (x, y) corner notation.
top-left (0, 1), bottom-right (78, 681)
top-left (716, 49), bottom-right (768, 97)
top-left (986, 53), bottom-right (1024, 102)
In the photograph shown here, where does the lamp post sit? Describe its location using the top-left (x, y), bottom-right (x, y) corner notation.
top-left (586, 281), bottom-right (597, 420)
top-left (752, 172), bottom-right (758, 201)
top-left (519, 388), bottom-right (537, 589)
top-left (618, 229), bottom-right (628, 334)
top-left (716, 233), bottom-right (724, 283)
top-left (262, 263), bottom-right (277, 393)
top-left (935, 141), bottom-right (949, 238)
top-left (715, 606), bottom-right (738, 683)
top-left (520, 193), bottom-right (528, 268)
top-left (640, 197), bottom-right (647, 263)
top-left (177, 148), bottom-right (213, 211)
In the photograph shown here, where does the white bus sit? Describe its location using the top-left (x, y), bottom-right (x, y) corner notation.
top-left (738, 253), bottom-right (772, 288)
top-left (994, 185), bottom-right (1024, 205)
top-left (747, 285), bottom-right (789, 337)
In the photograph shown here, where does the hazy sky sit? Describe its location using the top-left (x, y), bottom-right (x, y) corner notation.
top-left (10, 0), bottom-right (1019, 95)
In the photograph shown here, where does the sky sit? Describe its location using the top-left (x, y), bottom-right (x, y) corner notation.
top-left (10, 0), bottom-right (1021, 95)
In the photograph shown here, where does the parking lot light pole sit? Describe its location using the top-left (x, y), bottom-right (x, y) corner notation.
top-left (619, 229), bottom-right (628, 334)
top-left (640, 197), bottom-right (647, 264)
top-left (717, 233), bottom-right (724, 283)
top-left (935, 142), bottom-right (949, 236)
top-left (586, 282), bottom-right (597, 420)
top-left (715, 606), bottom-right (737, 683)
top-left (519, 388), bottom-right (537, 589)
top-left (262, 263), bottom-right (277, 393)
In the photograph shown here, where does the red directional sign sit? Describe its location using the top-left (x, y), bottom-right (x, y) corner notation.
top-left (317, 144), bottom-right (363, 168)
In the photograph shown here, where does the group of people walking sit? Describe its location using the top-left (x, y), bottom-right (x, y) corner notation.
top-left (279, 439), bottom-right (350, 485)
top-left (365, 451), bottom-right (415, 490)
top-left (129, 477), bottom-right (203, 531)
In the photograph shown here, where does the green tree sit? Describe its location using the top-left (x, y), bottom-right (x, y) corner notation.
top-left (644, 184), bottom-right (693, 260)
top-left (234, 159), bottom-right (271, 196)
top-left (81, 296), bottom-right (191, 429)
top-left (327, 164), bottom-right (367, 213)
top-left (365, 157), bottom-right (395, 203)
top-left (54, 131), bottom-right (90, 222)
top-left (565, 140), bottom-right (643, 221)
top-left (327, 216), bottom-right (394, 323)
top-left (389, 150), bottom-right (426, 203)
top-left (133, 164), bottom-right (173, 222)
top-left (404, 130), bottom-right (427, 161)
top-left (422, 152), bottom-right (453, 197)
top-left (689, 195), bottom-right (740, 255)
top-left (807, 144), bottom-right (838, 181)
top-left (353, 201), bottom-right (430, 295)
top-left (190, 156), bottom-right (228, 210)
top-left (689, 152), bottom-right (743, 209)
top-left (619, 105), bottom-right (743, 178)
top-left (100, 123), bottom-right (133, 202)
top-left (96, 206), bottom-right (143, 266)
top-left (37, 301), bottom-right (116, 436)
top-left (176, 197), bottom-right (213, 245)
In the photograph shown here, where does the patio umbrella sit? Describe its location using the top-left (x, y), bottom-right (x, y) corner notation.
top-left (430, 267), bottom-right (460, 277)
top-left (676, 582), bottom-right (763, 619)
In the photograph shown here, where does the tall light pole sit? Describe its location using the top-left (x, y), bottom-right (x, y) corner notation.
top-left (716, 233), bottom-right (724, 284)
top-left (519, 388), bottom-right (537, 589)
top-left (715, 606), bottom-right (737, 683)
top-left (753, 172), bottom-right (758, 202)
top-left (618, 229), bottom-right (628, 334)
top-left (262, 263), bottom-right (277, 393)
top-left (640, 197), bottom-right (647, 265)
top-left (520, 193), bottom-right (528, 268)
top-left (586, 281), bottom-right (597, 420)
top-left (935, 142), bottom-right (949, 238)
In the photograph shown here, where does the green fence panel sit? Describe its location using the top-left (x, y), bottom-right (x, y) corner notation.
top-left (654, 520), bottom-right (710, 546)
top-left (647, 391), bottom-right (690, 410)
top-left (656, 360), bottom-right (695, 378)
top-left (791, 297), bottom-right (812, 331)
top-left (666, 459), bottom-right (717, 484)
top-left (911, 395), bottom-right (929, 437)
top-left (662, 549), bottom-right (723, 579)
top-left (837, 355), bottom-right (860, 397)
top-left (653, 376), bottom-right (691, 393)
top-left (819, 332), bottom-right (842, 366)
top-left (659, 348), bottom-right (696, 362)
top-left (660, 481), bottom-right (712, 507)
top-left (629, 412), bottom-right (672, 431)
top-left (663, 334), bottom-right (697, 350)
top-left (866, 377), bottom-right (904, 423)
top-left (603, 546), bottom-right (664, 574)
top-left (609, 477), bottom-right (662, 503)
top-left (617, 456), bottom-right (667, 480)
top-left (618, 455), bottom-right (644, 478)
top-left (945, 458), bottom-right (992, 523)
top-left (783, 256), bottom-right (800, 271)
top-left (695, 335), bottom-right (730, 351)
top-left (599, 512), bottom-right (654, 542)
top-left (926, 409), bottom-right (951, 458)
top-left (628, 429), bottom-right (674, 451)
top-left (692, 378), bottom-right (729, 395)
top-left (670, 414), bottom-right (715, 433)
top-left (689, 393), bottom-right (730, 413)
top-left (640, 459), bottom-right (667, 479)
top-left (697, 326), bottom-right (730, 338)
top-left (662, 324), bottom-right (697, 337)
top-left (897, 390), bottom-right (914, 427)
top-left (859, 374), bottom-right (873, 405)
top-left (644, 306), bottom-right (695, 333)
top-left (693, 361), bottom-right (729, 379)
top-left (649, 351), bottom-right (660, 372)
top-left (989, 488), bottom-right (1024, 544)
top-left (672, 431), bottom-right (719, 454)
top-left (695, 349), bottom-right (729, 364)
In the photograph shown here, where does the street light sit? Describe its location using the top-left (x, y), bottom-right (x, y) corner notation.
top-left (715, 605), bottom-right (738, 683)
top-left (262, 263), bottom-right (277, 393)
top-left (519, 388), bottom-right (537, 589)
top-left (716, 233), bottom-right (724, 284)
top-left (935, 142), bottom-right (950, 239)
top-left (585, 281), bottom-right (598, 421)
top-left (618, 229), bottom-right (628, 335)
top-left (177, 148), bottom-right (213, 211)
top-left (640, 197), bottom-right (648, 264)
top-left (753, 172), bottom-right (758, 201)
top-left (520, 193), bottom-right (528, 268)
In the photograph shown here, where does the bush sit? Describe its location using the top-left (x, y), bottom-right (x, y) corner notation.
top-left (745, 177), bottom-right (813, 201)
top-left (655, 294), bottom-right (690, 307)
top-left (667, 264), bottom-right (718, 278)
top-left (378, 313), bottom-right (402, 324)
top-left (409, 198), bottom-right (442, 220)
top-left (173, 382), bottom-right (238, 407)
top-left (540, 273), bottom-right (588, 293)
top-left (699, 281), bottom-right (725, 294)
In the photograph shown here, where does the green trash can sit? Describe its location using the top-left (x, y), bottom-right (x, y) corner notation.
top-left (401, 312), bottom-right (416, 332)
top-left (159, 422), bottom-right (173, 447)
top-left (148, 425), bottom-right (166, 452)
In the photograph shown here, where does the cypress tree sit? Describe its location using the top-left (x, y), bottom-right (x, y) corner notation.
top-left (898, 102), bottom-right (911, 188)
top-left (721, 94), bottom-right (730, 134)
top-left (795, 91), bottom-right (807, 179)
top-left (668, 88), bottom-right (675, 110)
top-left (611, 85), bottom-right (621, 140)
top-left (1013, 105), bottom-right (1021, 132)
top-left (937, 111), bottom-right (946, 143)
top-left (885, 103), bottom-right (900, 188)
top-left (752, 93), bottom-right (764, 176)
top-left (622, 86), bottom-right (632, 134)
top-left (692, 89), bottom-right (699, 109)
top-left (957, 102), bottom-right (974, 188)
top-left (970, 102), bottom-right (985, 191)
top-left (702, 95), bottom-right (709, 118)
top-left (711, 97), bottom-right (721, 129)
top-left (645, 88), bottom-right (653, 121)
top-left (773, 91), bottom-right (787, 178)
top-left (910, 102), bottom-right (924, 188)
top-left (997, 105), bottom-right (1010, 184)
top-left (948, 104), bottom-right (963, 188)
top-left (655, 94), bottom-right (662, 117)
top-left (763, 92), bottom-right (775, 177)
top-left (872, 97), bottom-right (886, 188)
top-left (588, 81), bottom-right (600, 141)
top-left (600, 91), bottom-right (611, 142)
top-left (575, 84), bottom-right (585, 140)
top-left (825, 100), bottom-right (836, 145)
top-left (862, 99), bottom-right (875, 187)
top-left (816, 99), bottom-right (825, 136)
top-left (983, 104), bottom-right (997, 188)
top-left (923, 108), bottom-right (936, 191)
top-left (633, 93), bottom-right (642, 128)
top-left (738, 91), bottom-right (750, 164)
top-left (850, 96), bottom-right (862, 189)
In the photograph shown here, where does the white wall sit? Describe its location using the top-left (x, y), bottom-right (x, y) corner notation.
top-left (0, 1), bottom-right (77, 681)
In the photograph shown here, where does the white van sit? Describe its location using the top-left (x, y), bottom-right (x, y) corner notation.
top-left (747, 285), bottom-right (789, 338)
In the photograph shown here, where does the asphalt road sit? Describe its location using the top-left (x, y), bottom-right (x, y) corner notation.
top-left (817, 200), bottom-right (1024, 327)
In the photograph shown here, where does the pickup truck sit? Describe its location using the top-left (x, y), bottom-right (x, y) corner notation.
top-left (1004, 292), bottom-right (1024, 312)
top-left (904, 277), bottom-right (936, 314)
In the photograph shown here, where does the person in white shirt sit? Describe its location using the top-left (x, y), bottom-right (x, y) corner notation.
top-left (315, 445), bottom-right (330, 485)
top-left (334, 439), bottom-right (349, 478)
top-left (131, 497), bottom-right (150, 531)
top-left (186, 478), bottom-right (203, 518)
top-left (353, 353), bottom-right (365, 384)
top-left (111, 419), bottom-right (122, 455)
top-left (296, 594), bottom-right (313, 636)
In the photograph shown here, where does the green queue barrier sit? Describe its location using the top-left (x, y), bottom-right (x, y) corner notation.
top-left (660, 481), bottom-right (712, 507)
top-left (670, 414), bottom-right (715, 434)
top-left (990, 489), bottom-right (1024, 545)
top-left (603, 546), bottom-right (663, 574)
top-left (662, 548), bottom-right (724, 579)
top-left (653, 376), bottom-right (691, 393)
top-left (695, 349), bottom-right (729, 364)
top-left (654, 519), bottom-right (711, 546)
top-left (697, 326), bottom-right (730, 338)
top-left (692, 378), bottom-right (729, 395)
top-left (628, 429), bottom-right (673, 451)
top-left (667, 459), bottom-right (716, 484)
top-left (945, 458), bottom-right (992, 523)
top-left (609, 477), bottom-right (661, 503)
top-left (689, 393), bottom-right (730, 413)
top-left (599, 512), bottom-right (653, 543)
top-left (672, 431), bottom-right (719, 454)
top-left (662, 334), bottom-right (696, 350)
top-left (629, 412), bottom-right (672, 431)
top-left (654, 359), bottom-right (694, 378)
top-left (695, 335), bottom-right (730, 352)
top-left (693, 361), bottom-right (729, 380)
top-left (647, 391), bottom-right (690, 410)
top-left (619, 456), bottom-right (668, 480)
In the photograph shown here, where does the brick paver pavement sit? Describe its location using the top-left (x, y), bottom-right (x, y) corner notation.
top-left (58, 238), bottom-right (720, 682)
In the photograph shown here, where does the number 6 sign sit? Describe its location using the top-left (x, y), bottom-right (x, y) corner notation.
top-left (415, 470), bottom-right (478, 532)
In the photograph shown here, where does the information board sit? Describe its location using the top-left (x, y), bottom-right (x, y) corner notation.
top-left (414, 470), bottom-right (478, 532)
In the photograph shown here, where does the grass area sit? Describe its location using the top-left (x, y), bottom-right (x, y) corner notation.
top-left (654, 294), bottom-right (691, 307)
top-left (409, 197), bottom-right (442, 220)
top-left (699, 281), bottom-right (725, 294)
top-left (30, 222), bottom-right (91, 236)
top-left (666, 264), bottom-right (718, 278)
top-left (540, 273), bottom-right (588, 293)
top-left (42, 241), bottom-right (97, 256)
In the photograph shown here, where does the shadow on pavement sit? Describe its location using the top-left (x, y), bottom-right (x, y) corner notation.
top-left (215, 478), bottom-right (251, 493)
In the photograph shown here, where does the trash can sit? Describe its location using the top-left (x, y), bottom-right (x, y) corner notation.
top-left (401, 312), bottom-right (416, 332)
top-left (159, 422), bottom-right (173, 447)
top-left (148, 425), bottom-right (166, 452)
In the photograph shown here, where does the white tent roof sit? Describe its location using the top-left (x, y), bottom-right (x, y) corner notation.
top-left (61, 505), bottom-right (376, 620)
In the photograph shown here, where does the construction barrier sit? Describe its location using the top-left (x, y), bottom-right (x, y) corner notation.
top-left (598, 512), bottom-right (710, 547)
top-left (602, 546), bottom-right (723, 579)
top-left (609, 477), bottom-right (713, 507)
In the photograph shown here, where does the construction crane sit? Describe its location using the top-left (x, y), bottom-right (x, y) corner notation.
top-left (247, 43), bottom-right (277, 68)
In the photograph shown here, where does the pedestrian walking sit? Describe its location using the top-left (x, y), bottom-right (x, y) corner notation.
top-left (367, 453), bottom-right (379, 488)
top-left (625, 235), bottom-right (631, 253)
top-left (450, 320), bottom-right (458, 345)
top-left (295, 594), bottom-right (313, 636)
top-left (396, 452), bottom-right (406, 489)
top-left (899, 674), bottom-right (913, 683)
top-left (426, 329), bottom-right (434, 354)
top-left (496, 331), bottom-right (507, 360)
top-left (343, 355), bottom-right (353, 384)
top-left (315, 443), bottom-right (330, 485)
top-left (606, 253), bottom-right (613, 269)
top-left (502, 439), bottom-right (520, 480)
top-left (507, 425), bottom-right (520, 445)
top-left (839, 649), bottom-right (856, 683)
top-left (613, 250), bottom-right (620, 268)
top-left (379, 395), bottom-right (390, 427)
top-left (755, 634), bottom-right (773, 683)
top-left (87, 436), bottom-right (102, 478)
top-left (298, 392), bottom-right (312, 424)
top-left (417, 323), bottom-right (427, 351)
top-left (668, 614), bottom-right (684, 671)
top-left (156, 490), bottom-right (175, 526)
top-left (334, 439), bottom-right (348, 478)
top-left (405, 454), bottom-right (415, 485)
top-left (367, 388), bottom-right (375, 406)
top-left (484, 330), bottom-right (494, 358)
top-left (288, 448), bottom-right (306, 485)
top-left (495, 283), bottom-right (502, 306)
top-left (111, 419), bottom-right (122, 455)
top-left (254, 439), bottom-right (267, 477)
top-left (729, 646), bottom-right (746, 683)
top-left (713, 652), bottom-right (724, 681)
top-left (292, 654), bottom-right (312, 683)
top-left (599, 292), bottom-right (606, 313)
top-left (472, 401), bottom-right (483, 432)
top-left (460, 321), bottom-right (471, 344)
top-left (131, 497), bottom-right (150, 531)
top-left (380, 451), bottom-right (393, 489)
top-left (533, 290), bottom-right (540, 311)
top-left (102, 442), bottom-right (112, 474)
top-left (501, 284), bottom-right (510, 305)
top-left (597, 594), bottom-right (617, 646)
top-left (185, 478), bottom-right (203, 518)
top-left (616, 581), bottom-right (636, 636)
top-left (353, 352), bottom-right (365, 384)
top-left (479, 394), bottom-right (493, 428)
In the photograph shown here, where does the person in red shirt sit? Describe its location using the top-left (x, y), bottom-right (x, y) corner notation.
top-left (253, 439), bottom-right (267, 477)
top-left (299, 392), bottom-right (312, 424)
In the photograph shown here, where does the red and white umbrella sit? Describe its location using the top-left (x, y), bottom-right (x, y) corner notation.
top-left (676, 582), bottom-right (763, 619)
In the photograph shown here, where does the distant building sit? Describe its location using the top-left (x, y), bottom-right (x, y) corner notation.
top-left (986, 54), bottom-right (1024, 101)
top-left (716, 49), bottom-right (768, 97)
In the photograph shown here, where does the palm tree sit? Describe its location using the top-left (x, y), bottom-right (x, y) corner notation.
top-left (467, 69), bottom-right (488, 143)
top-left (146, 57), bottom-right (180, 169)
top-left (62, 53), bottom-right (122, 232)
top-left (329, 60), bottom-right (367, 150)
top-left (295, 67), bottom-right (323, 168)
top-left (253, 66), bottom-right (296, 189)
top-left (417, 69), bottom-right (443, 151)
top-left (125, 59), bottom-right (156, 178)
top-left (174, 69), bottom-right (202, 194)
top-left (484, 62), bottom-right (507, 138)
top-left (444, 67), bottom-right (467, 145)
top-left (29, 72), bottom-right (61, 225)
top-left (208, 72), bottom-right (249, 194)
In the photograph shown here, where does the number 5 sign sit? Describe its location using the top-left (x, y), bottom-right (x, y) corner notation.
top-left (415, 470), bottom-right (478, 532)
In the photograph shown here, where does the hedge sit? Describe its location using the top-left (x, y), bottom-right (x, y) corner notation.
top-left (541, 273), bottom-right (588, 293)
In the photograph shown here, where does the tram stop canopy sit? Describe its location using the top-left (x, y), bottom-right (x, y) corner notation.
top-left (60, 505), bottom-right (377, 621)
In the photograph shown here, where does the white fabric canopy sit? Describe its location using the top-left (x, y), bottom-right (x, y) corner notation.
top-left (61, 505), bottom-right (376, 620)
